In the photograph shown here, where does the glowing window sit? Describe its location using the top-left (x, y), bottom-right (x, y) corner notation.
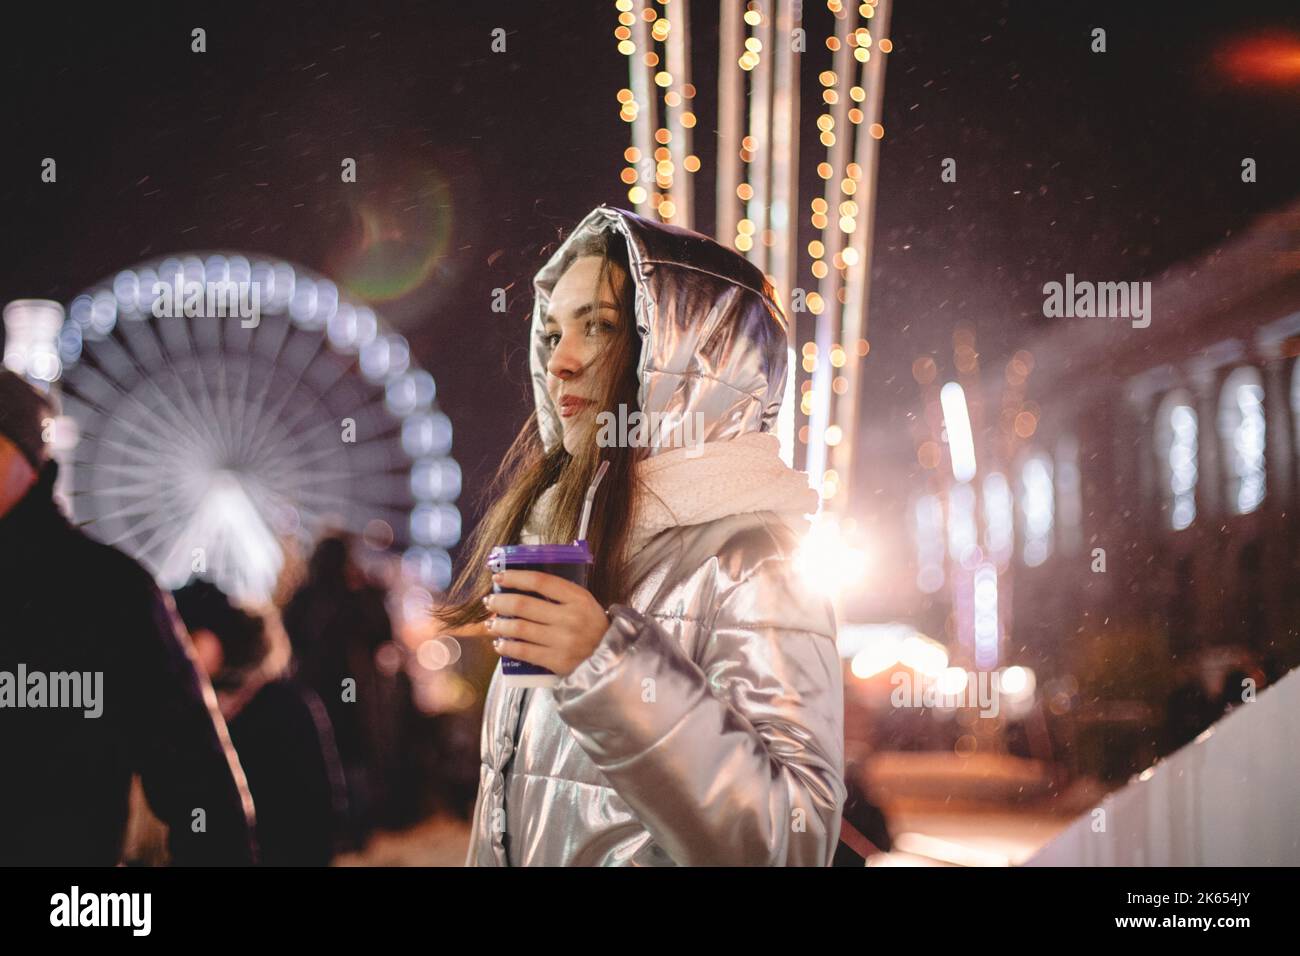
top-left (982, 472), bottom-right (1014, 568)
top-left (1156, 390), bottom-right (1198, 531)
top-left (1219, 367), bottom-right (1265, 515)
top-left (1019, 453), bottom-right (1054, 567)
top-left (1055, 435), bottom-right (1082, 555)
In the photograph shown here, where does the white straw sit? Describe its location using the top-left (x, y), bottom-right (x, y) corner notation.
top-left (576, 460), bottom-right (610, 542)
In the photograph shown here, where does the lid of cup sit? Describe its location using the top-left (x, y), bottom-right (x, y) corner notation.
top-left (487, 541), bottom-right (593, 565)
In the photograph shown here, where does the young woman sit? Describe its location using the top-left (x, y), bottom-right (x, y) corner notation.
top-left (438, 205), bottom-right (846, 866)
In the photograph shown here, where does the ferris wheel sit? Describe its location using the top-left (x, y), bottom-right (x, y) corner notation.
top-left (53, 252), bottom-right (461, 604)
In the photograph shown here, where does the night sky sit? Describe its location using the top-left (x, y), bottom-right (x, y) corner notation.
top-left (4, 0), bottom-right (1299, 547)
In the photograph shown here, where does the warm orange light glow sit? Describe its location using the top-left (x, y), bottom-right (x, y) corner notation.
top-left (1219, 33), bottom-right (1300, 85)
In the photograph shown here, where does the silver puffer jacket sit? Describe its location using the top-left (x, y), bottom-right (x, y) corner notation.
top-left (465, 205), bottom-right (846, 866)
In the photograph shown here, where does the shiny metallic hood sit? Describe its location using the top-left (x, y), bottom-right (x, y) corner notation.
top-left (529, 205), bottom-right (790, 457)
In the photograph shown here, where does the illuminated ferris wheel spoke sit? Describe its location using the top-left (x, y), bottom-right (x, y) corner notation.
top-left (75, 474), bottom-right (177, 504)
top-left (77, 432), bottom-right (179, 473)
top-left (105, 483), bottom-right (200, 547)
top-left (230, 341), bottom-right (263, 459)
top-left (262, 407), bottom-right (390, 467)
top-left (260, 446), bottom-right (398, 504)
top-left (188, 354), bottom-right (233, 458)
top-left (211, 359), bottom-right (234, 458)
top-left (150, 366), bottom-right (223, 457)
top-left (90, 331), bottom-right (217, 458)
top-left (139, 363), bottom-right (226, 457)
top-left (214, 352), bottom-right (247, 460)
top-left (244, 351), bottom-right (352, 467)
top-left (236, 328), bottom-right (293, 457)
top-left (112, 397), bottom-right (207, 461)
top-left (238, 334), bottom-right (332, 464)
top-left (212, 353), bottom-right (293, 471)
top-left (126, 388), bottom-right (210, 462)
top-left (65, 366), bottom-right (204, 463)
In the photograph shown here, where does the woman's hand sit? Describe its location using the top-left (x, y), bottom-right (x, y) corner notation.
top-left (484, 570), bottom-right (611, 677)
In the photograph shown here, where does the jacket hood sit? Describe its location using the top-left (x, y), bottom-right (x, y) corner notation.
top-left (529, 205), bottom-right (790, 457)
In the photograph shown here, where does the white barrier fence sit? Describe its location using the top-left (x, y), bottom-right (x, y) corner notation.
top-left (1027, 666), bottom-right (1300, 866)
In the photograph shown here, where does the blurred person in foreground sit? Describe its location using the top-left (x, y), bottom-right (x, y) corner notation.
top-left (0, 370), bottom-right (256, 865)
top-left (173, 579), bottom-right (347, 866)
top-left (283, 532), bottom-right (395, 846)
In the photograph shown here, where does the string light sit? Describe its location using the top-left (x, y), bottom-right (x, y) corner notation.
top-left (610, 0), bottom-right (893, 491)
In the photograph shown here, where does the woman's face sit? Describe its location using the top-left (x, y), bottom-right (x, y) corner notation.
top-left (543, 255), bottom-right (629, 455)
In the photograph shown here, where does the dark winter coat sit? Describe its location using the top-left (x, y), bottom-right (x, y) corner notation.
top-left (0, 462), bottom-right (258, 865)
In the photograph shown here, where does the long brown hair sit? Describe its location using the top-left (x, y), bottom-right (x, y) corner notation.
top-left (435, 227), bottom-right (645, 631)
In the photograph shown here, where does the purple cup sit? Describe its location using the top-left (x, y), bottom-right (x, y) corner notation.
top-left (488, 541), bottom-right (594, 688)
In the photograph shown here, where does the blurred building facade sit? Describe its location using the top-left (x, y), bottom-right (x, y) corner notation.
top-left (847, 201), bottom-right (1300, 789)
